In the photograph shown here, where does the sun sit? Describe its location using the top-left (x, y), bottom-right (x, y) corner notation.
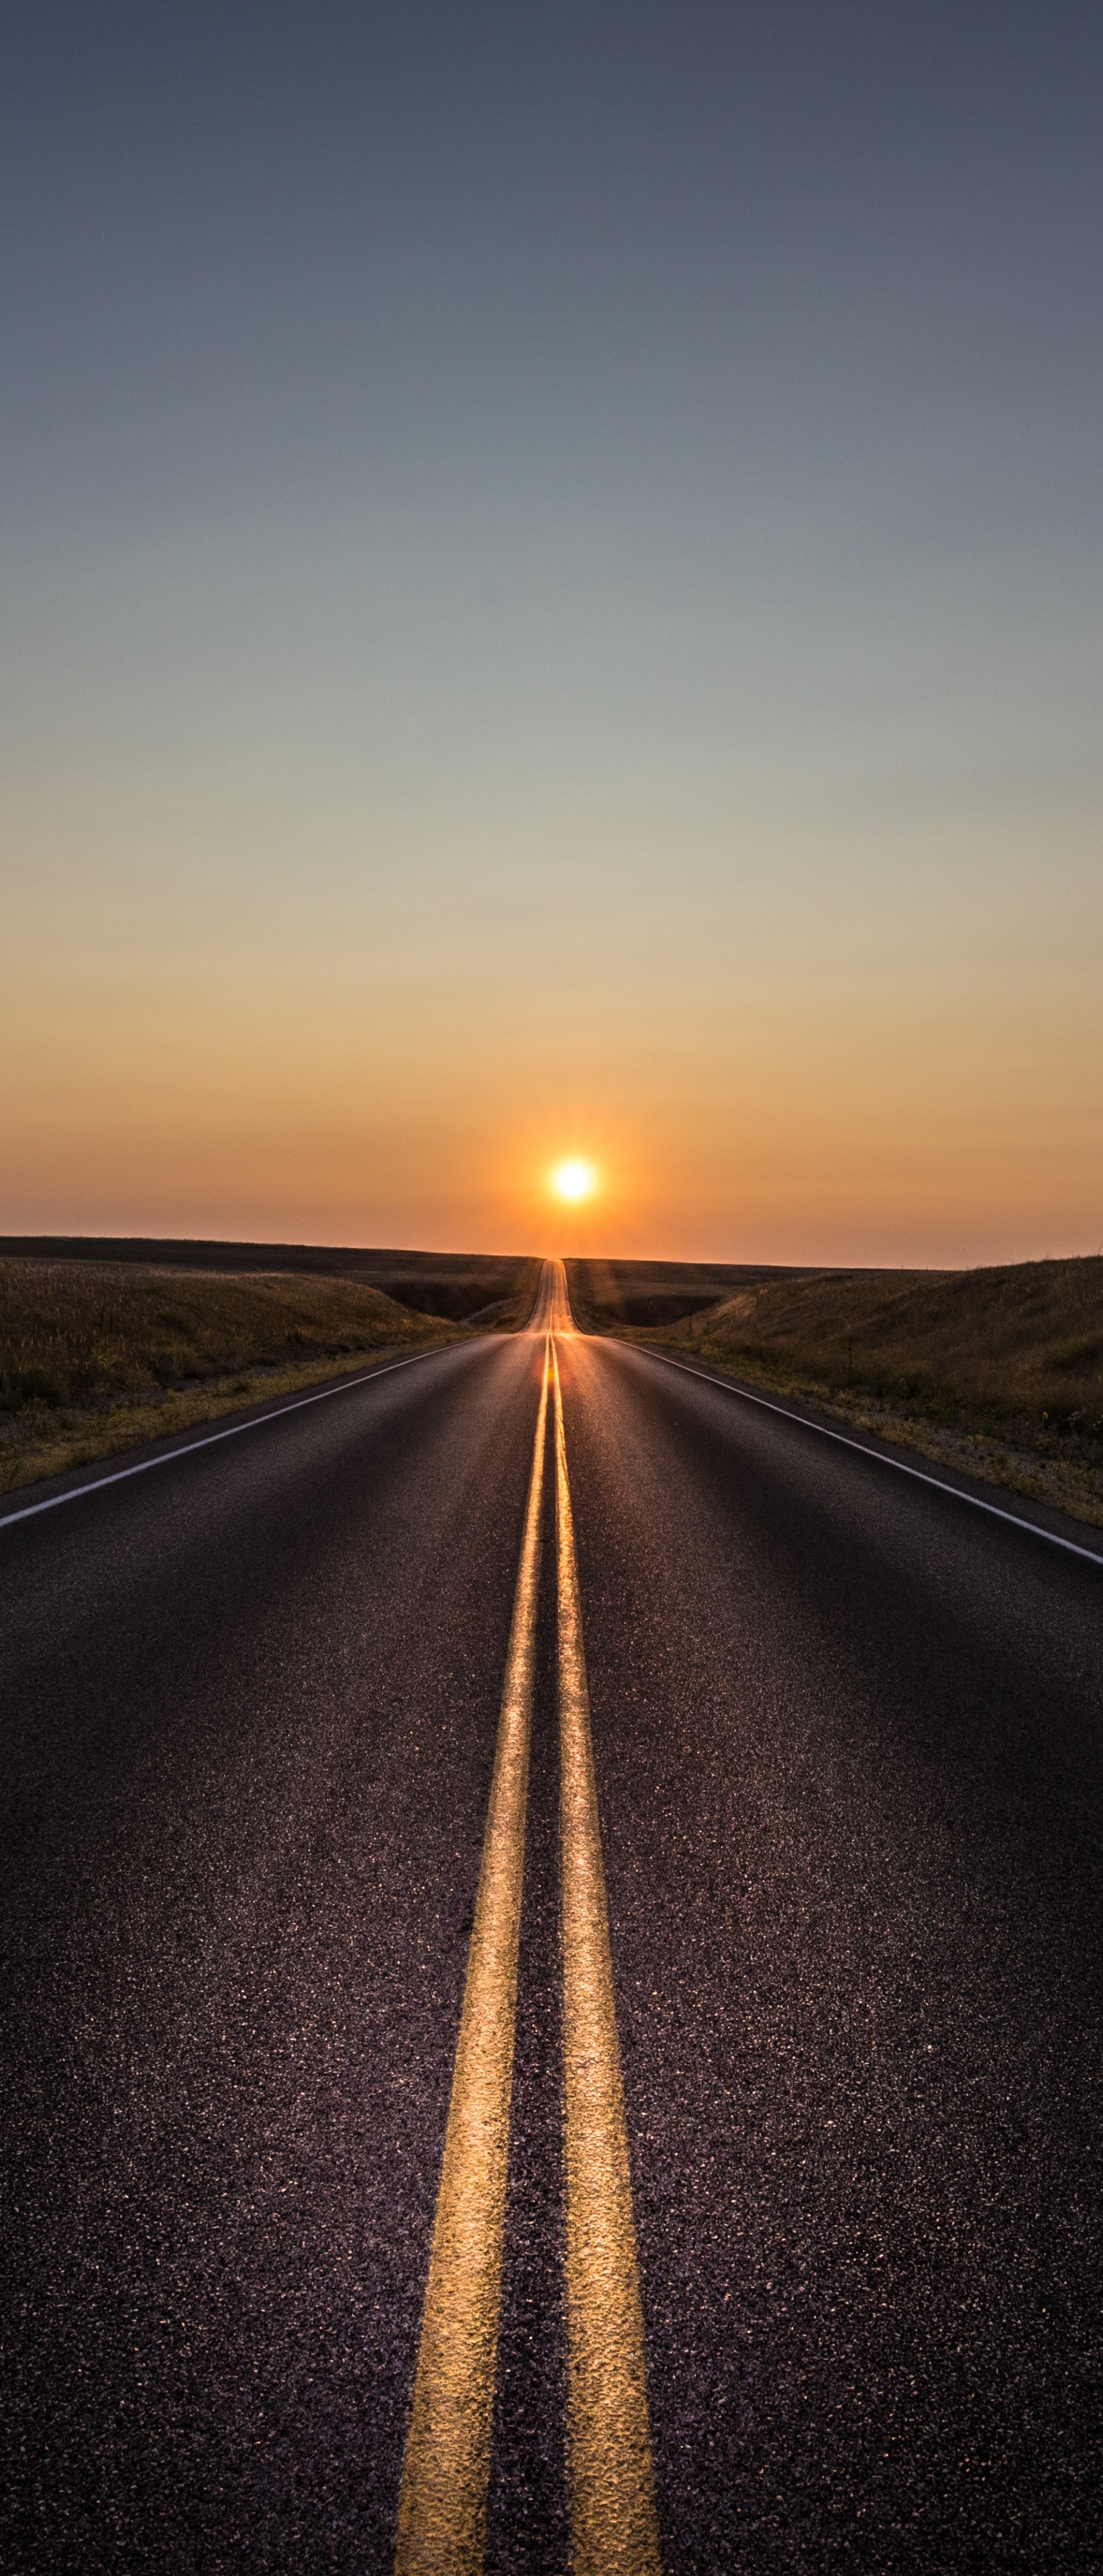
top-left (553, 1159), bottom-right (594, 1203)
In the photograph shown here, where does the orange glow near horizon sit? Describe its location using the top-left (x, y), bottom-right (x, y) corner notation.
top-left (3, 964), bottom-right (1100, 1269)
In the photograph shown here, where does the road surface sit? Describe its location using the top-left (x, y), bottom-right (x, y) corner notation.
top-left (3, 1260), bottom-right (1103, 2571)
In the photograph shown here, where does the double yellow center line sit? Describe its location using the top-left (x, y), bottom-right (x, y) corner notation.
top-left (395, 1332), bottom-right (660, 2573)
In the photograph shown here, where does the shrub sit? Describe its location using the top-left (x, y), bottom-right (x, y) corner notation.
top-left (0, 1364), bottom-right (68, 1409)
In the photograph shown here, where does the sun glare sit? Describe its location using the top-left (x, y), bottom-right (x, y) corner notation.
top-left (554, 1160), bottom-right (594, 1202)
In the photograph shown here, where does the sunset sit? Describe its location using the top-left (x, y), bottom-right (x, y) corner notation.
top-left (552, 1162), bottom-right (595, 1203)
top-left (3, 8), bottom-right (1102, 2571)
top-left (2, 11), bottom-right (1100, 1269)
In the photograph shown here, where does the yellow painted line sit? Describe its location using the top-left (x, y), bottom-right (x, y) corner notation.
top-left (395, 1338), bottom-right (551, 2573)
top-left (552, 1339), bottom-right (662, 2575)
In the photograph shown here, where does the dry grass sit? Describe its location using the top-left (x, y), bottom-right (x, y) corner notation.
top-left (565, 1256), bottom-right (784, 1330)
top-left (0, 1235), bottom-right (542, 1323)
top-left (0, 1260), bottom-right (464, 1497)
top-left (629, 1258), bottom-right (1103, 1531)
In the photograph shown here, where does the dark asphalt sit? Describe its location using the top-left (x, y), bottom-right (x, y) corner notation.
top-left (3, 1293), bottom-right (1103, 2571)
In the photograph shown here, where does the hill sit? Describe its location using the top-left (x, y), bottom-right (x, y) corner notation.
top-left (0, 1238), bottom-right (541, 1326)
top-left (0, 1250), bottom-right (536, 1499)
top-left (629, 1257), bottom-right (1103, 1529)
top-left (565, 1256), bottom-right (808, 1330)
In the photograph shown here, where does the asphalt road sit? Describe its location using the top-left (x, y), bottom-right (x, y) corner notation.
top-left (3, 1262), bottom-right (1103, 2571)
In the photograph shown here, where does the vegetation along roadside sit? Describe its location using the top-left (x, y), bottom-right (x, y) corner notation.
top-left (0, 1260), bottom-right (486, 1498)
top-left (577, 1257), bottom-right (1103, 1534)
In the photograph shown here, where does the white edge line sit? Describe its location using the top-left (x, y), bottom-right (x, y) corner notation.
top-left (637, 1346), bottom-right (1103, 1571)
top-left (0, 1342), bottom-right (459, 1534)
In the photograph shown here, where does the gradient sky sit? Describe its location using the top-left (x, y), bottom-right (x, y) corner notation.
top-left (3, 1), bottom-right (1100, 1262)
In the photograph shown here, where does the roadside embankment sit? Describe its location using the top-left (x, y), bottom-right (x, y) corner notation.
top-left (564, 1254), bottom-right (802, 1332)
top-left (622, 1258), bottom-right (1103, 1531)
top-left (0, 1260), bottom-right (467, 1497)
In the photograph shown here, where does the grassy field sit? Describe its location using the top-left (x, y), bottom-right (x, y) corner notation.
top-left (9, 1244), bottom-right (1100, 1528)
top-left (565, 1256), bottom-right (802, 1330)
top-left (0, 1236), bottom-right (542, 1326)
top-left (623, 1258), bottom-right (1103, 1529)
top-left (0, 1260), bottom-right (474, 1498)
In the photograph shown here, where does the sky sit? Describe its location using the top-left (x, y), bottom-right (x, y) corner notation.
top-left (2, 1), bottom-right (1100, 1264)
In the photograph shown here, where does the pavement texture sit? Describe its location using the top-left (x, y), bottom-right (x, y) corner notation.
top-left (3, 1278), bottom-right (1103, 2571)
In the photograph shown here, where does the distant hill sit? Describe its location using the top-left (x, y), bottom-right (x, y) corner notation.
top-left (613, 1255), bottom-right (1103, 1532)
top-left (566, 1254), bottom-right (815, 1330)
top-left (0, 1238), bottom-right (538, 1326)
